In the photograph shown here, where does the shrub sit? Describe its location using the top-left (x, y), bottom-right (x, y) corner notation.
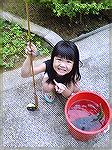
top-left (27, 0), bottom-right (112, 18)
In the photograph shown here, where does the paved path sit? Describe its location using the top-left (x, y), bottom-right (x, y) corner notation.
top-left (0, 12), bottom-right (112, 149)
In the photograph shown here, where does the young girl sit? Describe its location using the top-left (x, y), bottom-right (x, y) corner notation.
top-left (21, 40), bottom-right (81, 103)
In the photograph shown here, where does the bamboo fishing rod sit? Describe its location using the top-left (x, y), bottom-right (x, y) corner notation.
top-left (25, 0), bottom-right (38, 111)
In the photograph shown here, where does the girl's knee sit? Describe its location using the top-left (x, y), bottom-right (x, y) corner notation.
top-left (43, 87), bottom-right (52, 93)
top-left (42, 83), bottom-right (54, 93)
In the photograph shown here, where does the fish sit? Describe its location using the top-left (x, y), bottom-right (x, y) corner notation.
top-left (92, 103), bottom-right (104, 121)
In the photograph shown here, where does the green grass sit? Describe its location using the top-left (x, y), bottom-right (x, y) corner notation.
top-left (0, 18), bottom-right (52, 70)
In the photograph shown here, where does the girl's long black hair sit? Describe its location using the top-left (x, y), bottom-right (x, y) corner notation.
top-left (46, 40), bottom-right (81, 85)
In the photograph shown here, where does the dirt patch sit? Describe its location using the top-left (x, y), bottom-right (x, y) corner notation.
top-left (29, 5), bottom-right (112, 40)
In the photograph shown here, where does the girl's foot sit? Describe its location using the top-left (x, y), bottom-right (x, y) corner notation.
top-left (44, 92), bottom-right (55, 103)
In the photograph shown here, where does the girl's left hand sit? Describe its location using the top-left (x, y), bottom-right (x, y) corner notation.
top-left (53, 79), bottom-right (67, 94)
top-left (25, 42), bottom-right (37, 60)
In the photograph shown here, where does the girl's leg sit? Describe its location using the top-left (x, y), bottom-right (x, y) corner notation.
top-left (42, 73), bottom-right (55, 103)
top-left (42, 87), bottom-right (56, 103)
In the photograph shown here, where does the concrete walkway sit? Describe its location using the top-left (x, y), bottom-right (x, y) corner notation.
top-left (0, 12), bottom-right (112, 150)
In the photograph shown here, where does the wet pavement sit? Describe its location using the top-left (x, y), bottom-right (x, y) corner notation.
top-left (0, 23), bottom-right (112, 149)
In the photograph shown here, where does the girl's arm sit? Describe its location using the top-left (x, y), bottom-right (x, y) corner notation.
top-left (21, 59), bottom-right (46, 78)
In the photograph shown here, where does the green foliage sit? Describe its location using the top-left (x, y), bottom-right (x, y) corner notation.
top-left (1, 19), bottom-right (26, 69)
top-left (28, 0), bottom-right (112, 17)
top-left (0, 19), bottom-right (3, 68)
top-left (1, 18), bottom-right (51, 69)
top-left (52, 0), bottom-right (111, 17)
top-left (102, 0), bottom-right (112, 7)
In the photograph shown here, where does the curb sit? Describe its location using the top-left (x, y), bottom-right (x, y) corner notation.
top-left (0, 11), bottom-right (63, 47)
top-left (71, 23), bottom-right (112, 42)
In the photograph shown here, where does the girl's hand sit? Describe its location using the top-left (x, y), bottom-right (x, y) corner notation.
top-left (25, 42), bottom-right (37, 60)
top-left (53, 79), bottom-right (67, 94)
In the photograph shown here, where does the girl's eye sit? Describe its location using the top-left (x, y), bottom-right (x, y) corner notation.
top-left (67, 60), bottom-right (72, 63)
top-left (56, 58), bottom-right (62, 61)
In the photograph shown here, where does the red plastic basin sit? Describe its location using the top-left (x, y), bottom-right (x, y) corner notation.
top-left (64, 91), bottom-right (112, 141)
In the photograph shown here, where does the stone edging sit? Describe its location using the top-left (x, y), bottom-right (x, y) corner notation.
top-left (71, 23), bottom-right (112, 42)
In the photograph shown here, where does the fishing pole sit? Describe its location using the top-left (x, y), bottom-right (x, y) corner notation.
top-left (25, 0), bottom-right (38, 111)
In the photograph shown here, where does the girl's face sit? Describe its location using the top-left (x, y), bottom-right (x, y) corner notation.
top-left (53, 56), bottom-right (74, 76)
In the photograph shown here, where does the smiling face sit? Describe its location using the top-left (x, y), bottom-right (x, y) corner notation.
top-left (53, 56), bottom-right (74, 76)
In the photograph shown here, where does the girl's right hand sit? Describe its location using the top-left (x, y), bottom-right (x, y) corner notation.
top-left (53, 79), bottom-right (67, 94)
top-left (25, 42), bottom-right (37, 60)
